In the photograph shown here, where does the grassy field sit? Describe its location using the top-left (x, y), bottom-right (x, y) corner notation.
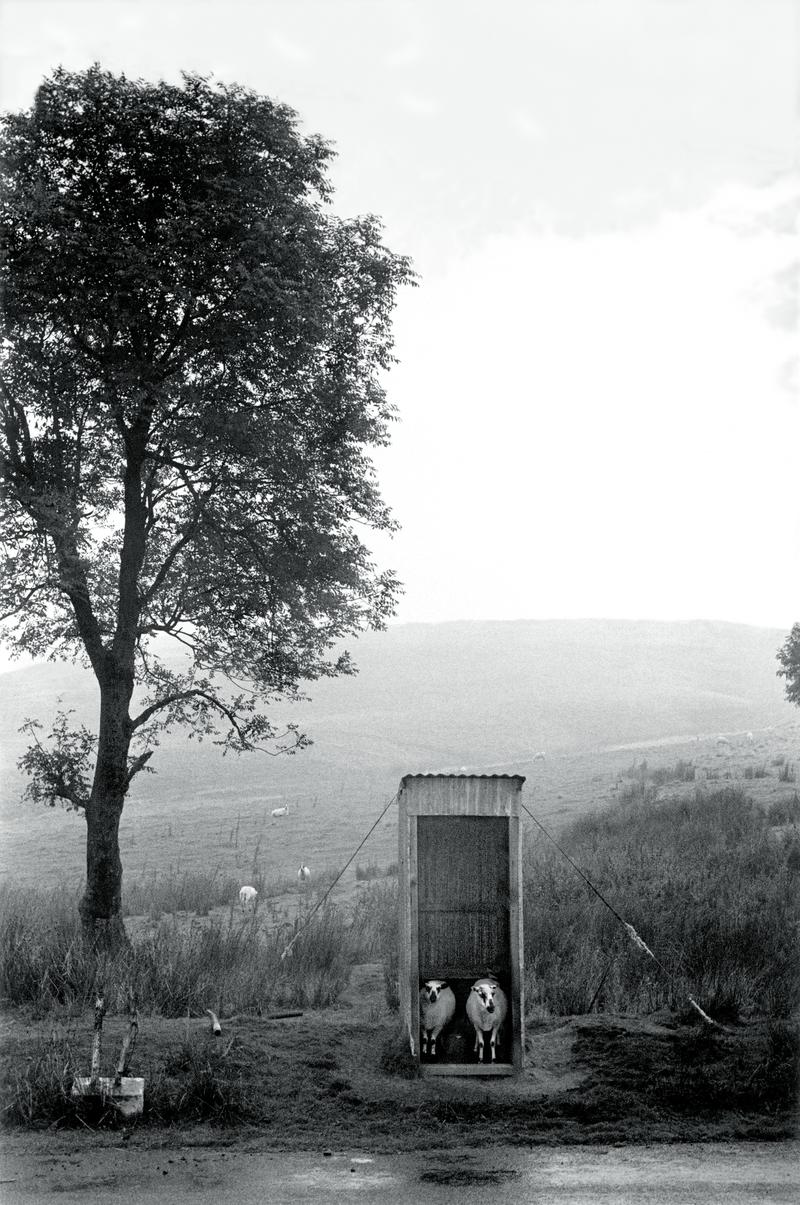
top-left (1, 715), bottom-right (798, 902)
top-left (1, 730), bottom-right (799, 1144)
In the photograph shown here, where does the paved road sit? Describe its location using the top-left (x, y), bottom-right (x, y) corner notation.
top-left (1, 1140), bottom-right (798, 1204)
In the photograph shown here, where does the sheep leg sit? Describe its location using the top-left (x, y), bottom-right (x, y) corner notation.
top-left (474, 1028), bottom-right (484, 1061)
top-left (490, 1029), bottom-right (497, 1063)
top-left (429, 1024), bottom-right (443, 1057)
top-left (421, 1030), bottom-right (428, 1056)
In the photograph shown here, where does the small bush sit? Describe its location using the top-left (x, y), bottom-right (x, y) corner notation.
top-left (146, 1041), bottom-right (248, 1126)
top-left (355, 861), bottom-right (398, 882)
top-left (355, 862), bottom-right (383, 882)
top-left (1, 1031), bottom-right (78, 1127)
top-left (767, 794), bottom-right (800, 825)
top-left (649, 760), bottom-right (696, 786)
top-left (743, 764), bottom-right (768, 780)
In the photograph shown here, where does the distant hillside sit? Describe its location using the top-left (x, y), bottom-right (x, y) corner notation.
top-left (0, 618), bottom-right (794, 815)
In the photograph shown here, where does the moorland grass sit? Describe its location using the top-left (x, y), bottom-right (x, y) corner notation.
top-left (523, 787), bottom-right (800, 1020)
top-left (2, 786), bottom-right (798, 1025)
top-left (0, 883), bottom-right (360, 1017)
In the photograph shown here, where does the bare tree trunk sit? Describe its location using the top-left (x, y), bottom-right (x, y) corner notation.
top-left (79, 796), bottom-right (128, 950)
top-left (78, 427), bottom-right (147, 951)
top-left (79, 669), bottom-right (133, 952)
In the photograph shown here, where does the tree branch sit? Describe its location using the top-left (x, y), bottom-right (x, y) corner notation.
top-left (131, 687), bottom-right (243, 734)
top-left (0, 580), bottom-right (53, 621)
top-left (127, 749), bottom-right (154, 784)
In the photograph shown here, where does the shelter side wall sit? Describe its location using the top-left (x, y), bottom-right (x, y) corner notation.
top-left (508, 812), bottom-right (524, 1070)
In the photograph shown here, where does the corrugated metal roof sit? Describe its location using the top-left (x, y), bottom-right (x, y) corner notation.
top-left (400, 772), bottom-right (526, 785)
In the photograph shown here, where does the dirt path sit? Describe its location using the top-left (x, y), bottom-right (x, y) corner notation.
top-left (0, 1139), bottom-right (797, 1203)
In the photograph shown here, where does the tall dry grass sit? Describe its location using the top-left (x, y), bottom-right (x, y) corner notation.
top-left (0, 882), bottom-right (360, 1017)
top-left (2, 785), bottom-right (798, 1026)
top-left (523, 787), bottom-right (800, 1019)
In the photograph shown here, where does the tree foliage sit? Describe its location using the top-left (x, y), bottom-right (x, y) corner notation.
top-left (777, 624), bottom-right (800, 707)
top-left (17, 707), bottom-right (98, 811)
top-left (0, 66), bottom-right (413, 793)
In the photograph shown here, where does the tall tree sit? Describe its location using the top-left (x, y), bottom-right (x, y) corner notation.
top-left (0, 67), bottom-right (413, 949)
top-left (777, 625), bottom-right (800, 706)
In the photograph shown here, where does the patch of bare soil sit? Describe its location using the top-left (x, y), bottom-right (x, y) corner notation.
top-left (1, 965), bottom-right (797, 1157)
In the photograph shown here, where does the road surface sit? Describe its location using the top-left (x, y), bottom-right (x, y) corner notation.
top-left (0, 1140), bottom-right (798, 1203)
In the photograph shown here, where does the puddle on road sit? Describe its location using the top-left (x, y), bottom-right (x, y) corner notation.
top-left (420, 1166), bottom-right (520, 1186)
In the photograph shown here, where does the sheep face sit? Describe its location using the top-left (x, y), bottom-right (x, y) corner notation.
top-left (471, 981), bottom-right (498, 1012)
top-left (421, 979), bottom-right (447, 1005)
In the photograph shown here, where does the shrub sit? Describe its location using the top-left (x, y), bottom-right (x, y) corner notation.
top-left (1, 1030), bottom-right (79, 1126)
top-left (743, 764), bottom-right (767, 780)
top-left (649, 760), bottom-right (696, 786)
top-left (767, 794), bottom-right (800, 825)
top-left (146, 1040), bottom-right (249, 1126)
top-left (355, 861), bottom-right (398, 881)
top-left (355, 862), bottom-right (382, 882)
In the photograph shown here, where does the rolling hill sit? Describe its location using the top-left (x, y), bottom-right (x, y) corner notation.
top-left (0, 618), bottom-right (796, 887)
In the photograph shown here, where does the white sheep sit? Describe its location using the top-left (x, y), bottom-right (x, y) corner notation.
top-left (419, 980), bottom-right (456, 1058)
top-left (271, 805), bottom-right (288, 818)
top-left (238, 885), bottom-right (258, 913)
top-left (532, 751), bottom-right (546, 763)
top-left (466, 977), bottom-right (508, 1063)
top-left (297, 865), bottom-right (311, 882)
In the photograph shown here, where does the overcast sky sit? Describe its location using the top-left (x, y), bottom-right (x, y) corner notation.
top-left (1, 0), bottom-right (798, 636)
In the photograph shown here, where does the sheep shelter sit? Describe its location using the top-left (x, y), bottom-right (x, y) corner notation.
top-left (398, 773), bottom-right (525, 1076)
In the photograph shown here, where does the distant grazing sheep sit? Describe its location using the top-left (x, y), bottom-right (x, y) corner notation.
top-left (466, 977), bottom-right (508, 1063)
top-left (271, 805), bottom-right (288, 818)
top-left (419, 980), bottom-right (456, 1058)
top-left (746, 731), bottom-right (755, 744)
top-left (532, 751), bottom-right (546, 764)
top-left (716, 736), bottom-right (731, 749)
top-left (238, 885), bottom-right (258, 913)
top-left (298, 865), bottom-right (311, 882)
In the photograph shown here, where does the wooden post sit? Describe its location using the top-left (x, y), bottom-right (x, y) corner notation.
top-left (90, 996), bottom-right (106, 1087)
top-left (409, 813), bottom-right (420, 1056)
top-left (114, 992), bottom-right (139, 1087)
